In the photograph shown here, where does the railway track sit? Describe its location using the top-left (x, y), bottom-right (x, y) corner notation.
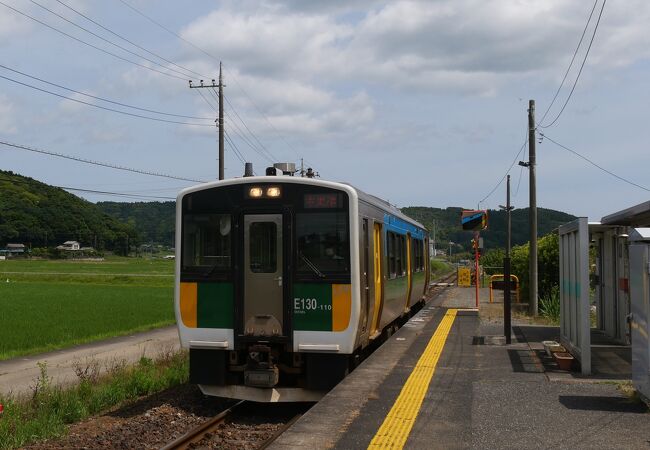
top-left (159, 271), bottom-right (456, 450)
top-left (160, 401), bottom-right (308, 450)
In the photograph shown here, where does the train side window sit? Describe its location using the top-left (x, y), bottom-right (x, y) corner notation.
top-left (296, 211), bottom-right (350, 276)
top-left (249, 222), bottom-right (277, 273)
top-left (182, 213), bottom-right (231, 272)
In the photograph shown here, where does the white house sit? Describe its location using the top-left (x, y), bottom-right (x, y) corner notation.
top-left (57, 241), bottom-right (80, 251)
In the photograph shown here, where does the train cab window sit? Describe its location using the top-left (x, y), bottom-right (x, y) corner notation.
top-left (296, 212), bottom-right (349, 276)
top-left (249, 222), bottom-right (277, 273)
top-left (182, 214), bottom-right (231, 273)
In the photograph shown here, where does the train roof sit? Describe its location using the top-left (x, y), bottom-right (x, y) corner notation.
top-left (177, 176), bottom-right (427, 232)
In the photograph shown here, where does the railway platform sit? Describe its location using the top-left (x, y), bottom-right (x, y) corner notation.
top-left (270, 286), bottom-right (650, 449)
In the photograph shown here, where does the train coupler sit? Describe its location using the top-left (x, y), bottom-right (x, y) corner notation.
top-left (244, 345), bottom-right (279, 387)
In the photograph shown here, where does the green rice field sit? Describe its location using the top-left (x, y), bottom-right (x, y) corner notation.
top-left (0, 257), bottom-right (175, 360)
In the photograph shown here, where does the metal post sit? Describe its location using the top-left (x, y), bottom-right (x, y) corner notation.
top-left (504, 175), bottom-right (512, 344)
top-left (528, 99), bottom-right (538, 315)
top-left (218, 63), bottom-right (224, 180)
top-left (474, 231), bottom-right (480, 308)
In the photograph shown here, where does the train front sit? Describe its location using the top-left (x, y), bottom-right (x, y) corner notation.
top-left (174, 176), bottom-right (360, 402)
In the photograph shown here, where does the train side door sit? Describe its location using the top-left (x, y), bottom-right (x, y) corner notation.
top-left (370, 222), bottom-right (384, 337)
top-left (361, 219), bottom-right (370, 333)
top-left (243, 214), bottom-right (283, 336)
top-left (405, 233), bottom-right (413, 310)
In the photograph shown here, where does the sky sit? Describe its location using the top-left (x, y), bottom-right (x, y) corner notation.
top-left (0, 0), bottom-right (649, 221)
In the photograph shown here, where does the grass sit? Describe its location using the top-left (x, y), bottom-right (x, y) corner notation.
top-left (0, 350), bottom-right (188, 449)
top-left (539, 285), bottom-right (561, 325)
top-left (0, 257), bottom-right (174, 360)
top-left (430, 259), bottom-right (454, 279)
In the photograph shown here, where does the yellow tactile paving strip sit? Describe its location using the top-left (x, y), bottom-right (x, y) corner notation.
top-left (368, 309), bottom-right (458, 449)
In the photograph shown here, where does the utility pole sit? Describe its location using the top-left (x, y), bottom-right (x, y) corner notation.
top-left (500, 175), bottom-right (514, 344)
top-left (528, 99), bottom-right (538, 316)
top-left (218, 63), bottom-right (224, 180)
top-left (189, 63), bottom-right (224, 180)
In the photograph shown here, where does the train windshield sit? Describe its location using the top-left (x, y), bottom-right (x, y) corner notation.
top-left (182, 213), bottom-right (231, 273)
top-left (296, 211), bottom-right (349, 275)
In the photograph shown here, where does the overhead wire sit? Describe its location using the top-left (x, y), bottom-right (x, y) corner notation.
top-left (0, 140), bottom-right (205, 183)
top-left (194, 89), bottom-right (218, 113)
top-left (224, 110), bottom-right (274, 164)
top-left (28, 0), bottom-right (196, 80)
top-left (0, 173), bottom-right (176, 200)
top-left (223, 94), bottom-right (277, 162)
top-left (478, 134), bottom-right (528, 207)
top-left (0, 73), bottom-right (213, 126)
top-left (514, 143), bottom-right (526, 197)
top-left (539, 0), bottom-right (607, 128)
top-left (0, 64), bottom-right (213, 120)
top-left (542, 133), bottom-right (649, 192)
top-left (224, 130), bottom-right (246, 166)
top-left (114, 0), bottom-right (310, 167)
top-left (58, 186), bottom-right (175, 200)
top-left (52, 0), bottom-right (207, 79)
top-left (0, 0), bottom-right (187, 81)
top-left (537, 0), bottom-right (599, 126)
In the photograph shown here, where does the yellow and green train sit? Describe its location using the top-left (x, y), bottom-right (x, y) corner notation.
top-left (175, 173), bottom-right (429, 402)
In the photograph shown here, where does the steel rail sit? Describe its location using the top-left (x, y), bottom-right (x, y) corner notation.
top-left (159, 400), bottom-right (245, 450)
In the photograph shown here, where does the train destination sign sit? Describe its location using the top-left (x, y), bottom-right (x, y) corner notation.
top-left (304, 193), bottom-right (339, 209)
top-left (461, 209), bottom-right (488, 231)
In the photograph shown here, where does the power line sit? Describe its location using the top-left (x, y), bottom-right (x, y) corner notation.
top-left (58, 186), bottom-right (175, 200)
top-left (113, 0), bottom-right (307, 165)
top-left (478, 135), bottom-right (528, 206)
top-left (53, 0), bottom-right (207, 80)
top-left (542, 133), bottom-right (649, 192)
top-left (224, 130), bottom-right (246, 165)
top-left (539, 0), bottom-right (607, 128)
top-left (116, 0), bottom-right (218, 63)
top-left (194, 88), bottom-right (218, 113)
top-left (0, 64), bottom-right (212, 120)
top-left (0, 73), bottom-right (213, 126)
top-left (538, 0), bottom-right (599, 126)
top-left (224, 110), bottom-right (274, 164)
top-left (0, 0), bottom-right (187, 81)
top-left (224, 94), bottom-right (277, 162)
top-left (0, 173), bottom-right (176, 200)
top-left (514, 144), bottom-right (527, 197)
top-left (0, 140), bottom-right (205, 183)
top-left (28, 0), bottom-right (195, 80)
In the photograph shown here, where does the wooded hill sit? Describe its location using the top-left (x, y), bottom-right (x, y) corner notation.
top-left (0, 170), bottom-right (576, 253)
top-left (401, 206), bottom-right (576, 253)
top-left (0, 170), bottom-right (135, 253)
top-left (97, 201), bottom-right (175, 247)
top-left (98, 203), bottom-right (575, 252)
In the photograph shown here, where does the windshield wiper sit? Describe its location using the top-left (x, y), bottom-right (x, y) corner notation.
top-left (299, 251), bottom-right (326, 278)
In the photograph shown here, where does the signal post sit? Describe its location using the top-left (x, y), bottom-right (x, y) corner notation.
top-left (461, 210), bottom-right (488, 308)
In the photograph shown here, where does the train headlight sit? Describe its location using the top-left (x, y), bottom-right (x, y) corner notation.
top-left (249, 187), bottom-right (263, 198)
top-left (266, 186), bottom-right (281, 198)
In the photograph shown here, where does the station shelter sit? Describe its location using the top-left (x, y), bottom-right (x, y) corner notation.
top-left (559, 200), bottom-right (650, 398)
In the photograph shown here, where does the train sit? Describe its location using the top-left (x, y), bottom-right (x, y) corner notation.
top-left (174, 165), bottom-right (430, 402)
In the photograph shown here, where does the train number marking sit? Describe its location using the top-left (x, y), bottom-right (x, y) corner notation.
top-left (294, 298), bottom-right (332, 312)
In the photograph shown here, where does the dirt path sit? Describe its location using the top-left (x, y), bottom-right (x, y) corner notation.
top-left (0, 326), bottom-right (179, 397)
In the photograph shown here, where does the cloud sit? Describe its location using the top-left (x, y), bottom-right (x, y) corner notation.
top-left (179, 0), bottom-right (650, 96)
top-left (0, 95), bottom-right (17, 133)
top-left (0, 4), bottom-right (34, 42)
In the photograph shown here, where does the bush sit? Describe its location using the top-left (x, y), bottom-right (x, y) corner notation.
top-left (510, 231), bottom-right (559, 305)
